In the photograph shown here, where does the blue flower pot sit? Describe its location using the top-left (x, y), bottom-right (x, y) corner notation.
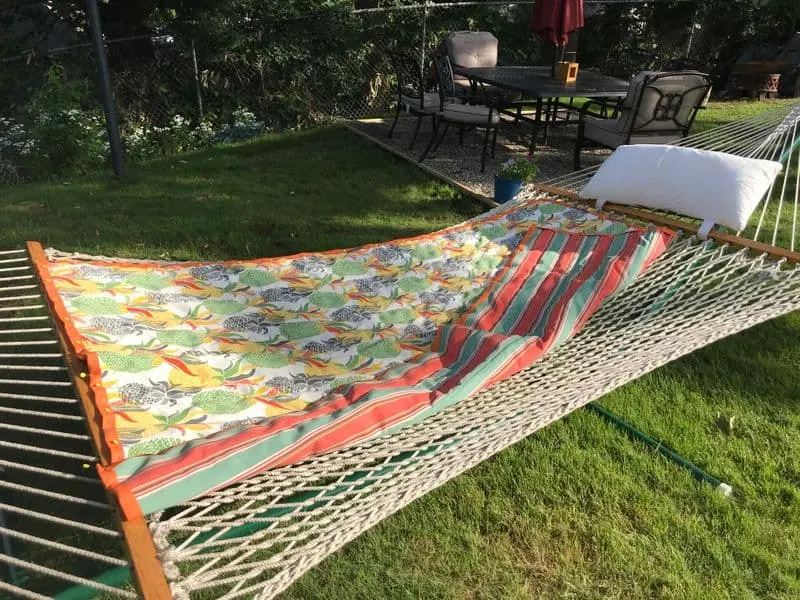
top-left (493, 175), bottom-right (524, 204)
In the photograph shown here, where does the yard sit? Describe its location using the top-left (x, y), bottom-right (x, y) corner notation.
top-left (2, 99), bottom-right (799, 600)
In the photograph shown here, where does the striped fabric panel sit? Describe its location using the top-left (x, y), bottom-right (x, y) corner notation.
top-left (104, 226), bottom-right (673, 519)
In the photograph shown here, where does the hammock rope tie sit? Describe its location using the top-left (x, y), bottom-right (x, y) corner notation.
top-left (0, 390), bottom-right (76, 403)
top-left (0, 405), bottom-right (84, 421)
top-left (0, 480), bottom-right (107, 509)
top-left (0, 441), bottom-right (96, 462)
top-left (0, 421), bottom-right (90, 441)
top-left (0, 581), bottom-right (50, 600)
top-left (697, 219), bottom-right (715, 240)
top-left (0, 527), bottom-right (128, 567)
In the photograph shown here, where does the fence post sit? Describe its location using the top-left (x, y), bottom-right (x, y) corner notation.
top-left (419, 2), bottom-right (429, 75)
top-left (190, 39), bottom-right (205, 121)
top-left (685, 23), bottom-right (698, 59)
top-left (86, 0), bottom-right (124, 178)
top-left (684, 6), bottom-right (699, 59)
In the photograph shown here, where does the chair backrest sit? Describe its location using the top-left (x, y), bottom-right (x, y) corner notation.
top-left (445, 31), bottom-right (499, 68)
top-left (445, 31), bottom-right (498, 87)
top-left (389, 51), bottom-right (428, 110)
top-left (620, 70), bottom-right (712, 137)
top-left (432, 53), bottom-right (456, 111)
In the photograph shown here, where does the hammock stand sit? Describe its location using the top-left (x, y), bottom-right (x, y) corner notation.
top-left (2, 102), bottom-right (800, 599)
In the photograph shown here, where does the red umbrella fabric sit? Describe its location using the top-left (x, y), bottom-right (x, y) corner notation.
top-left (530, 0), bottom-right (584, 46)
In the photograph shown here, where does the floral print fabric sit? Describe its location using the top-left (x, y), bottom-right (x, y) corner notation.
top-left (46, 198), bottom-right (637, 462)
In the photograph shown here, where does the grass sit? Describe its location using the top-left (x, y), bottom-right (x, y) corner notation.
top-left (2, 99), bottom-right (799, 600)
top-left (0, 127), bottom-right (481, 259)
top-left (693, 98), bottom-right (799, 134)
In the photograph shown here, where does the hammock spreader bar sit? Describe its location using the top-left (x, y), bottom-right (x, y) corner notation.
top-left (534, 185), bottom-right (800, 265)
top-left (586, 404), bottom-right (733, 497)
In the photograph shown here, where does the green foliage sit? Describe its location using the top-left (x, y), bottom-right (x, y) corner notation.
top-left (0, 66), bottom-right (217, 179)
top-left (498, 154), bottom-right (538, 182)
top-left (3, 0), bottom-right (799, 186)
top-left (9, 66), bottom-right (108, 178)
top-left (579, 0), bottom-right (800, 81)
top-left (155, 0), bottom-right (373, 129)
top-left (124, 115), bottom-right (214, 163)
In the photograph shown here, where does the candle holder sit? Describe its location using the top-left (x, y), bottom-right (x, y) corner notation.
top-left (555, 61), bottom-right (579, 83)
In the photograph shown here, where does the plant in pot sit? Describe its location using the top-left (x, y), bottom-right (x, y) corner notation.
top-left (494, 154), bottom-right (538, 203)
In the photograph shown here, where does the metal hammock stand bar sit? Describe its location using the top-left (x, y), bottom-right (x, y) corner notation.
top-left (2, 101), bottom-right (800, 599)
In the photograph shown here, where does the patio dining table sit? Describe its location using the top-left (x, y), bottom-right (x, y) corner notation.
top-left (452, 65), bottom-right (630, 151)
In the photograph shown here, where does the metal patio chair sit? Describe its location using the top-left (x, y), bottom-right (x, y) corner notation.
top-left (573, 70), bottom-right (712, 170)
top-left (419, 53), bottom-right (500, 173)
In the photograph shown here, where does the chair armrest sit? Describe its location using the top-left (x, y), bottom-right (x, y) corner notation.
top-left (578, 98), bottom-right (621, 121)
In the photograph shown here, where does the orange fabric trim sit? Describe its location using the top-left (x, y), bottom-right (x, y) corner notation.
top-left (28, 243), bottom-right (125, 465)
top-left (100, 469), bottom-right (143, 520)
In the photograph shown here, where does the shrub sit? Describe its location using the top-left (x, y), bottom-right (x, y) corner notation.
top-left (213, 108), bottom-right (266, 143)
top-left (124, 115), bottom-right (215, 163)
top-left (22, 67), bottom-right (109, 177)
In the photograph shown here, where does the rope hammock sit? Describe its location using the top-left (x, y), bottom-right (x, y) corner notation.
top-left (2, 102), bottom-right (800, 599)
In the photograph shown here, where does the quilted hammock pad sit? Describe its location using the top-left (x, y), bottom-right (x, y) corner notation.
top-left (40, 196), bottom-right (672, 518)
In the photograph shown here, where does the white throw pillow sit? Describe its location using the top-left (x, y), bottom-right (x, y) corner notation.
top-left (580, 145), bottom-right (783, 233)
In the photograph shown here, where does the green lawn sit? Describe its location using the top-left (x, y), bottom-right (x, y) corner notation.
top-left (0, 128), bottom-right (481, 259)
top-left (693, 98), bottom-right (799, 134)
top-left (2, 99), bottom-right (799, 600)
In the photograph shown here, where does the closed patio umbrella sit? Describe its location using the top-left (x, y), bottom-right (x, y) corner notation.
top-left (530, 0), bottom-right (584, 75)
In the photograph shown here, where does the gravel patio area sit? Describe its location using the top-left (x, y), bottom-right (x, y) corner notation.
top-left (350, 112), bottom-right (611, 197)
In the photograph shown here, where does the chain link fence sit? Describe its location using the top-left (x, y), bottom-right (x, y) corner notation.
top-left (0, 0), bottom-right (730, 187)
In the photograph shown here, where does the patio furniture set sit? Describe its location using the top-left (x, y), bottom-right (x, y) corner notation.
top-left (388, 31), bottom-right (713, 173)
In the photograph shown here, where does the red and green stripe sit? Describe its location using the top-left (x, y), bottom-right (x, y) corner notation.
top-left (104, 225), bottom-right (673, 518)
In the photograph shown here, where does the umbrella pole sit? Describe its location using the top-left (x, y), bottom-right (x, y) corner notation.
top-left (551, 43), bottom-right (560, 77)
top-left (550, 42), bottom-right (567, 77)
top-left (552, 0), bottom-right (568, 77)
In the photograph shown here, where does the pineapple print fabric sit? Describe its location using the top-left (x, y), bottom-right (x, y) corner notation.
top-left (47, 198), bottom-right (633, 461)
top-left (43, 195), bottom-right (671, 517)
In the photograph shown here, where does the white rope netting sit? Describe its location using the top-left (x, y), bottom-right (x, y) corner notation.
top-left (0, 250), bottom-right (135, 600)
top-left (144, 103), bottom-right (800, 599)
top-left (151, 238), bottom-right (800, 600)
top-left (2, 102), bottom-right (799, 600)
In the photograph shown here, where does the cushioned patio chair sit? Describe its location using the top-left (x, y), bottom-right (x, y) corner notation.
top-left (573, 70), bottom-right (712, 170)
top-left (419, 53), bottom-right (500, 173)
top-left (445, 30), bottom-right (522, 108)
top-left (387, 52), bottom-right (461, 150)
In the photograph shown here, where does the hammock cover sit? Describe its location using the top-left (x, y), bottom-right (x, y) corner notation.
top-left (39, 196), bottom-right (672, 519)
